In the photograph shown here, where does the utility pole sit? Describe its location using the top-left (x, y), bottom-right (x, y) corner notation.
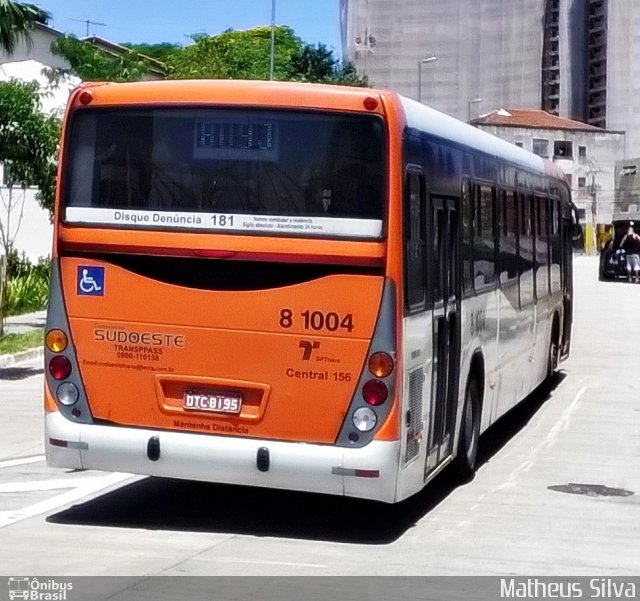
top-left (269, 0), bottom-right (276, 80)
top-left (70, 17), bottom-right (106, 38)
top-left (590, 174), bottom-right (598, 255)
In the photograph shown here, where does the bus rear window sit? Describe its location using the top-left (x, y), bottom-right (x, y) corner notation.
top-left (63, 108), bottom-right (386, 239)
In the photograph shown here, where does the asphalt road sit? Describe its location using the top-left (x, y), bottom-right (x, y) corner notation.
top-left (0, 256), bottom-right (638, 578)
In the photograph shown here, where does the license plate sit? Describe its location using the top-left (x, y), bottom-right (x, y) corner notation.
top-left (183, 391), bottom-right (242, 414)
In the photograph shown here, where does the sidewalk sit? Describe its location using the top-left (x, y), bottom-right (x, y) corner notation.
top-left (0, 310), bottom-right (46, 367)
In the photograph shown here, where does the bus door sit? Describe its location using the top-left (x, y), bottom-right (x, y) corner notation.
top-left (424, 196), bottom-right (462, 477)
top-left (560, 213), bottom-right (574, 359)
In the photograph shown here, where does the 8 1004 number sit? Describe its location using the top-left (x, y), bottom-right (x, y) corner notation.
top-left (279, 309), bottom-right (354, 333)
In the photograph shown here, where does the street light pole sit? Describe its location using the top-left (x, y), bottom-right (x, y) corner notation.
top-left (269, 0), bottom-right (276, 80)
top-left (417, 56), bottom-right (437, 103)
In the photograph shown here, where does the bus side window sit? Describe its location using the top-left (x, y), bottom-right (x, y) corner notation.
top-left (404, 170), bottom-right (426, 312)
top-left (550, 198), bottom-right (562, 293)
top-left (519, 194), bottom-right (535, 306)
top-left (473, 185), bottom-right (496, 289)
top-left (462, 180), bottom-right (474, 295)
top-left (499, 190), bottom-right (519, 285)
top-left (536, 196), bottom-right (550, 298)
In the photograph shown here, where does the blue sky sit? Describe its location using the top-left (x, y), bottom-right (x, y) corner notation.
top-left (39, 0), bottom-right (343, 54)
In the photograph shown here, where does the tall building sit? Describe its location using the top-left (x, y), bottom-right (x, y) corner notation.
top-left (341, 0), bottom-right (545, 122)
top-left (341, 0), bottom-right (640, 157)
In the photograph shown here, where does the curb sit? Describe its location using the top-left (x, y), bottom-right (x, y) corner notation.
top-left (0, 346), bottom-right (44, 369)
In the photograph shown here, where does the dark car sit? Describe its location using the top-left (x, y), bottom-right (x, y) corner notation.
top-left (599, 219), bottom-right (638, 279)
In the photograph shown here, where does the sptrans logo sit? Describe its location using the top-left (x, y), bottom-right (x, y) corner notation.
top-left (8, 577), bottom-right (73, 601)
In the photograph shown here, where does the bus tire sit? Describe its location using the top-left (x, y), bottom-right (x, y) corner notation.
top-left (452, 378), bottom-right (480, 482)
top-left (546, 321), bottom-right (560, 380)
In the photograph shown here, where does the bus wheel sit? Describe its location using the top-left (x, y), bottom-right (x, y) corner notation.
top-left (546, 329), bottom-right (559, 380)
top-left (452, 378), bottom-right (480, 482)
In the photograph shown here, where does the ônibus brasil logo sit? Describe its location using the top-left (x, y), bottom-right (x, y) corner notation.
top-left (8, 577), bottom-right (73, 601)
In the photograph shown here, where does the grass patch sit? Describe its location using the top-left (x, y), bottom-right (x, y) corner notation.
top-left (0, 328), bottom-right (43, 355)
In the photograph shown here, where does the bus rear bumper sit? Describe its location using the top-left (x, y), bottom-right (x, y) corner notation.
top-left (45, 412), bottom-right (401, 503)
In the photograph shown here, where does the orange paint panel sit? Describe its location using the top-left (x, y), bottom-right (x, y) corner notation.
top-left (63, 257), bottom-right (384, 444)
top-left (44, 381), bottom-right (58, 413)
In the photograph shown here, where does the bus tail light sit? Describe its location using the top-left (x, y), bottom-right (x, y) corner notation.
top-left (362, 379), bottom-right (388, 405)
top-left (353, 407), bottom-right (377, 432)
top-left (78, 90), bottom-right (93, 105)
top-left (368, 352), bottom-right (394, 378)
top-left (49, 355), bottom-right (72, 380)
top-left (46, 329), bottom-right (68, 353)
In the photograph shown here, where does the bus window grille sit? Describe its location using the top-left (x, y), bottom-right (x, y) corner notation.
top-left (405, 368), bottom-right (424, 463)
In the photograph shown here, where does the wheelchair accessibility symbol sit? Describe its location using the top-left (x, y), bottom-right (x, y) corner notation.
top-left (77, 266), bottom-right (105, 296)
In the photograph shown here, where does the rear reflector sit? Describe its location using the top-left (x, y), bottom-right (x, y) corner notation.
top-left (332, 466), bottom-right (380, 478)
top-left (49, 438), bottom-right (67, 448)
top-left (48, 438), bottom-right (88, 450)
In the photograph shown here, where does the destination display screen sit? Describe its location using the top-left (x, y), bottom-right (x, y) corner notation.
top-left (193, 120), bottom-right (277, 160)
top-left (196, 121), bottom-right (274, 151)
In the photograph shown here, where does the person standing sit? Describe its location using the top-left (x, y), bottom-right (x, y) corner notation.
top-left (619, 224), bottom-right (640, 282)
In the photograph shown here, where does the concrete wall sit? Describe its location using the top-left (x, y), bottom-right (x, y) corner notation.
top-left (0, 170), bottom-right (52, 262)
top-left (341, 0), bottom-right (545, 122)
top-left (606, 2), bottom-right (640, 158)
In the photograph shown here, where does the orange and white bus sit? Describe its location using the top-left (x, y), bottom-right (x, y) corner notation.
top-left (44, 80), bottom-right (576, 503)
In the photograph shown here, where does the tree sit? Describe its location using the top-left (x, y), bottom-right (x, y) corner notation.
top-left (291, 42), bottom-right (367, 86)
top-left (166, 26), bottom-right (367, 87)
top-left (168, 26), bottom-right (302, 81)
top-left (0, 0), bottom-right (50, 55)
top-left (51, 34), bottom-right (152, 82)
top-left (0, 79), bottom-right (60, 235)
top-left (121, 41), bottom-right (180, 65)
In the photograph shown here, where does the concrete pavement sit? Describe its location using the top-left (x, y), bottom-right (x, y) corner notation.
top-left (3, 310), bottom-right (46, 335)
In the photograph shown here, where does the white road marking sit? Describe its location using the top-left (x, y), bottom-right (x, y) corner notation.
top-left (0, 472), bottom-right (133, 529)
top-left (491, 385), bottom-right (589, 492)
top-left (206, 558), bottom-right (328, 569)
top-left (0, 476), bottom-right (128, 493)
top-left (0, 455), bottom-right (45, 469)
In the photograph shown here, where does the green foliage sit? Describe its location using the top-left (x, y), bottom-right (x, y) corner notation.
top-left (0, 78), bottom-right (60, 215)
top-left (0, 328), bottom-right (43, 353)
top-left (0, 0), bottom-right (50, 55)
top-left (168, 26), bottom-right (301, 80)
top-left (5, 269), bottom-right (49, 315)
top-left (121, 42), bottom-right (180, 65)
top-left (165, 26), bottom-right (365, 86)
top-left (51, 34), bottom-right (152, 82)
top-left (290, 43), bottom-right (367, 86)
top-left (6, 247), bottom-right (49, 278)
top-left (51, 24), bottom-right (365, 87)
top-left (3, 252), bottom-right (49, 316)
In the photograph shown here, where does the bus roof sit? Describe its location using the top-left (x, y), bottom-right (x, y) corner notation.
top-left (72, 79), bottom-right (387, 114)
top-left (399, 95), bottom-right (549, 176)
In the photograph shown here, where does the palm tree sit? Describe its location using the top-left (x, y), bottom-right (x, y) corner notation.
top-left (0, 1), bottom-right (50, 56)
